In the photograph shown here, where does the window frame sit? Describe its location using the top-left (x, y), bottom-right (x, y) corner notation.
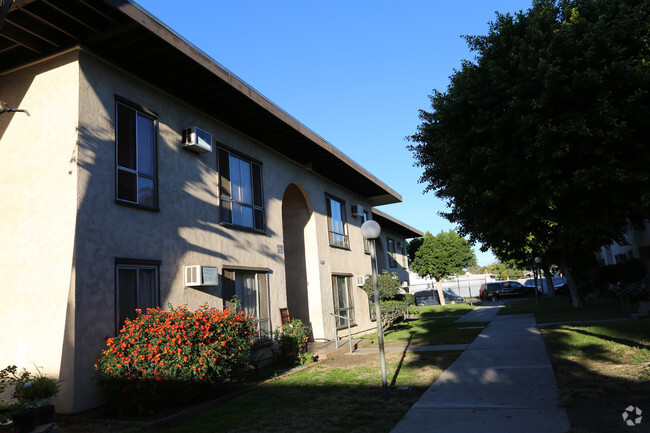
top-left (326, 194), bottom-right (349, 249)
top-left (332, 274), bottom-right (355, 329)
top-left (217, 146), bottom-right (266, 232)
top-left (221, 267), bottom-right (271, 341)
top-left (387, 238), bottom-right (397, 268)
top-left (114, 257), bottom-right (160, 334)
top-left (362, 210), bottom-right (371, 254)
top-left (114, 98), bottom-right (159, 211)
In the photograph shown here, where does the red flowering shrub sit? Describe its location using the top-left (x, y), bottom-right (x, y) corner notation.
top-left (95, 304), bottom-right (257, 415)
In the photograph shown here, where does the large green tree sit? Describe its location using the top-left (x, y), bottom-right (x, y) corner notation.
top-left (410, 231), bottom-right (476, 305)
top-left (409, 0), bottom-right (650, 307)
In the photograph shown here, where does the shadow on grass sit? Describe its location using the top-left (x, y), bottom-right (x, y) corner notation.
top-left (390, 333), bottom-right (414, 388)
top-left (541, 319), bottom-right (650, 433)
top-left (61, 350), bottom-right (460, 433)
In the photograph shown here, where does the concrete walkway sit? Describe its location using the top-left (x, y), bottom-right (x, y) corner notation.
top-left (391, 313), bottom-right (570, 433)
top-left (454, 301), bottom-right (504, 323)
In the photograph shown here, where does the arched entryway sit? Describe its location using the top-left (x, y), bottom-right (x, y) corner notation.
top-left (281, 183), bottom-right (321, 336)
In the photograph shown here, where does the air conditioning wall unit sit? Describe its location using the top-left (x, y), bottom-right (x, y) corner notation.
top-left (350, 205), bottom-right (364, 217)
top-left (182, 127), bottom-right (212, 153)
top-left (185, 265), bottom-right (218, 287)
top-left (356, 275), bottom-right (369, 286)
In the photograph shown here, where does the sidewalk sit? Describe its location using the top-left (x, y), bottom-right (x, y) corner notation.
top-left (391, 312), bottom-right (570, 433)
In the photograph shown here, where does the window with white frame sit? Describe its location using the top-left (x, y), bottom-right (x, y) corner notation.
top-left (326, 195), bottom-right (349, 249)
top-left (387, 238), bottom-right (397, 268)
top-left (332, 275), bottom-right (355, 328)
top-left (362, 210), bottom-right (371, 254)
top-left (222, 269), bottom-right (271, 340)
top-left (115, 100), bottom-right (157, 209)
top-left (115, 259), bottom-right (160, 333)
top-left (397, 240), bottom-right (407, 267)
top-left (218, 147), bottom-right (265, 231)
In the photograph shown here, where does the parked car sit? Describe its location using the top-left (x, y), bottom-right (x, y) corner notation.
top-left (415, 290), bottom-right (465, 305)
top-left (524, 277), bottom-right (569, 296)
top-left (479, 281), bottom-right (538, 301)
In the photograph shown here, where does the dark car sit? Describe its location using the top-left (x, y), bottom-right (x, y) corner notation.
top-left (415, 290), bottom-right (465, 305)
top-left (524, 277), bottom-right (569, 296)
top-left (479, 281), bottom-right (537, 301)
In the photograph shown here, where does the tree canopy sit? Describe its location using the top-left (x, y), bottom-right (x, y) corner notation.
top-left (410, 231), bottom-right (476, 304)
top-left (408, 0), bottom-right (650, 306)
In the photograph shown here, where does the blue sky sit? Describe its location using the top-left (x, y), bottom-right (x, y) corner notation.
top-left (136, 0), bottom-right (533, 266)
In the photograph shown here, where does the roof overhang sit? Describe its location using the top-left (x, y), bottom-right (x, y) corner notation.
top-left (1, 0), bottom-right (401, 205)
top-left (372, 208), bottom-right (423, 239)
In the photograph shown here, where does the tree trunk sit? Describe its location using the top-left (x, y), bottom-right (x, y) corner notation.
top-left (558, 256), bottom-right (582, 309)
top-left (543, 267), bottom-right (555, 297)
top-left (436, 280), bottom-right (446, 306)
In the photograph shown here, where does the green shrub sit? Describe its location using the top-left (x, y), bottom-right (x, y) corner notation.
top-left (273, 319), bottom-right (312, 367)
top-left (370, 300), bottom-right (410, 329)
top-left (362, 271), bottom-right (401, 300)
top-left (95, 304), bottom-right (257, 415)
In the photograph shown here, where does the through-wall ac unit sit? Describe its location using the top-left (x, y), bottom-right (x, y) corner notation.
top-left (185, 265), bottom-right (218, 287)
top-left (182, 127), bottom-right (212, 153)
top-left (350, 205), bottom-right (364, 217)
top-left (356, 275), bottom-right (369, 286)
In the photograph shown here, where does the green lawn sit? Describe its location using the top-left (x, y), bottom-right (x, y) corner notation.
top-left (417, 303), bottom-right (476, 317)
top-left (499, 296), bottom-right (633, 323)
top-left (541, 319), bottom-right (650, 432)
top-left (363, 316), bottom-right (486, 346)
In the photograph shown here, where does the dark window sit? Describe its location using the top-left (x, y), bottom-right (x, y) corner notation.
top-left (387, 238), bottom-right (397, 268)
top-left (222, 269), bottom-right (270, 340)
top-left (326, 196), bottom-right (349, 248)
top-left (218, 148), bottom-right (265, 231)
top-left (362, 211), bottom-right (371, 254)
top-left (115, 260), bottom-right (159, 333)
top-left (332, 275), bottom-right (354, 328)
top-left (115, 101), bottom-right (157, 208)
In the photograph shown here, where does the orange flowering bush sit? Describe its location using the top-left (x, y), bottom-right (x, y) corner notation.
top-left (95, 304), bottom-right (257, 415)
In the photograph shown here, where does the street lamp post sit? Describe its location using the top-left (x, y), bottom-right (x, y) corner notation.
top-left (361, 220), bottom-right (389, 401)
top-left (534, 256), bottom-right (542, 307)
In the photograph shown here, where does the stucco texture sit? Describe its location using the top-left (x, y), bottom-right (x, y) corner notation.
top-left (0, 49), bottom-right (409, 413)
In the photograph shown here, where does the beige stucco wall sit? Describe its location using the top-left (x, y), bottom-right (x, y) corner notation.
top-left (0, 49), bottom-right (388, 414)
top-left (72, 52), bottom-right (380, 411)
top-left (0, 52), bottom-right (80, 412)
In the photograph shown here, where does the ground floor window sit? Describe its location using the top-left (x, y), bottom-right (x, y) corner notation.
top-left (332, 275), bottom-right (355, 328)
top-left (223, 269), bottom-right (271, 340)
top-left (115, 259), bottom-right (160, 333)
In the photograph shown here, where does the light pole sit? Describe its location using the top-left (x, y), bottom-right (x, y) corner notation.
top-left (361, 220), bottom-right (389, 401)
top-left (534, 256), bottom-right (542, 306)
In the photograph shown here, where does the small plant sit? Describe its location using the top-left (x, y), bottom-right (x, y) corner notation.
top-left (0, 364), bottom-right (60, 408)
top-left (274, 319), bottom-right (312, 367)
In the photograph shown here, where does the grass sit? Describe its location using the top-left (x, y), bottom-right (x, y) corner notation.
top-left (154, 351), bottom-right (459, 433)
top-left (416, 303), bottom-right (476, 317)
top-left (58, 304), bottom-right (470, 433)
top-left (363, 316), bottom-right (486, 346)
top-left (541, 319), bottom-right (650, 432)
top-left (499, 296), bottom-right (634, 323)
top-left (360, 303), bottom-right (484, 346)
top-left (59, 351), bottom-right (460, 433)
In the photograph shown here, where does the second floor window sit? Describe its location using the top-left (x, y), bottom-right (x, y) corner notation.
top-left (387, 238), bottom-right (397, 268)
top-left (218, 148), bottom-right (265, 231)
top-left (115, 101), bottom-right (157, 209)
top-left (326, 196), bottom-right (349, 248)
top-left (362, 210), bottom-right (371, 254)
